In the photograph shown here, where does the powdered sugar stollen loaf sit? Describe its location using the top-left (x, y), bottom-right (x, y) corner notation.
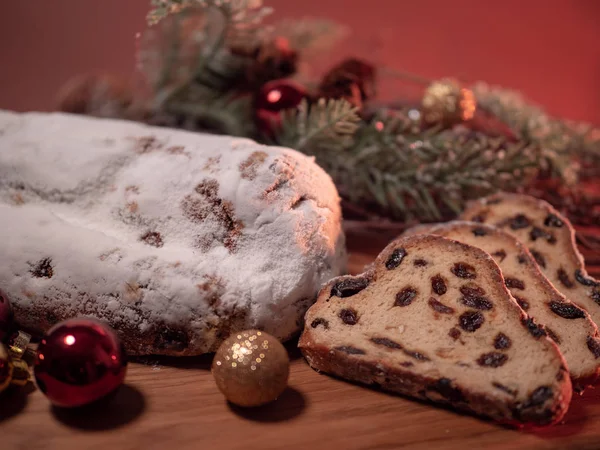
top-left (0, 110), bottom-right (346, 355)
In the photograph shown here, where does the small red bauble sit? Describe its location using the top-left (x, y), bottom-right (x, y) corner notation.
top-left (0, 290), bottom-right (14, 343)
top-left (254, 79), bottom-right (307, 137)
top-left (34, 318), bottom-right (127, 408)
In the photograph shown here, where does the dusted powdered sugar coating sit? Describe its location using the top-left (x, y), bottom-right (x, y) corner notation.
top-left (0, 110), bottom-right (346, 355)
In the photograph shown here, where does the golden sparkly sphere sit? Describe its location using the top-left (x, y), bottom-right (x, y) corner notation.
top-left (212, 330), bottom-right (290, 407)
top-left (422, 78), bottom-right (476, 125)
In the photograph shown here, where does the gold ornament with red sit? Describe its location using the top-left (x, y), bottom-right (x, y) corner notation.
top-left (212, 329), bottom-right (290, 407)
top-left (0, 290), bottom-right (31, 392)
top-left (421, 78), bottom-right (476, 126)
top-left (0, 343), bottom-right (30, 392)
top-left (8, 330), bottom-right (32, 360)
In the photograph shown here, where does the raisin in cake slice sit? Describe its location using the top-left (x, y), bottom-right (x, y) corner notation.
top-left (461, 193), bottom-right (600, 330)
top-left (299, 235), bottom-right (572, 426)
top-left (406, 221), bottom-right (600, 390)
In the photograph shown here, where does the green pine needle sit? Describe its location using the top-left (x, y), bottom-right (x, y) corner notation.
top-left (166, 93), bottom-right (255, 137)
top-left (145, 0), bottom-right (272, 111)
top-left (275, 98), bottom-right (361, 154)
top-left (139, 2), bottom-right (599, 223)
top-left (293, 109), bottom-right (547, 221)
top-left (473, 82), bottom-right (600, 182)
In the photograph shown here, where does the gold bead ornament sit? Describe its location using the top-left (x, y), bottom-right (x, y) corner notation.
top-left (0, 343), bottom-right (30, 393)
top-left (422, 78), bottom-right (476, 126)
top-left (8, 330), bottom-right (32, 360)
top-left (212, 330), bottom-right (290, 407)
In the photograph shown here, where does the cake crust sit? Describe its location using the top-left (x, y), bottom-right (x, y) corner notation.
top-left (0, 110), bottom-right (346, 355)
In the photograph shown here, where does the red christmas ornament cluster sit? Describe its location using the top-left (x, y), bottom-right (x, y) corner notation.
top-left (253, 57), bottom-right (376, 138)
top-left (0, 287), bottom-right (128, 410)
top-left (34, 318), bottom-right (128, 408)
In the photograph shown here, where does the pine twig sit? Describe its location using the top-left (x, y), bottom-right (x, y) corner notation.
top-left (276, 98), bottom-right (361, 153)
top-left (138, 2), bottom-right (599, 226)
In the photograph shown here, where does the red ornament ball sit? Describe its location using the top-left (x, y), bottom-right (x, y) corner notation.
top-left (254, 79), bottom-right (307, 137)
top-left (34, 318), bottom-right (127, 408)
top-left (0, 290), bottom-right (14, 343)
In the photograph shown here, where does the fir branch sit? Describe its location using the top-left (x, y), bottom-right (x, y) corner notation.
top-left (143, 0), bottom-right (273, 119)
top-left (472, 82), bottom-right (600, 181)
top-left (166, 93), bottom-right (255, 136)
top-left (305, 110), bottom-right (542, 221)
top-left (275, 98), bottom-right (361, 153)
top-left (148, 0), bottom-right (190, 25)
top-left (148, 0), bottom-right (271, 29)
top-left (137, 2), bottom-right (597, 225)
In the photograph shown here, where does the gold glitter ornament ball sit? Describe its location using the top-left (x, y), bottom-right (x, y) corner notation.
top-left (422, 78), bottom-right (476, 126)
top-left (212, 330), bottom-right (290, 407)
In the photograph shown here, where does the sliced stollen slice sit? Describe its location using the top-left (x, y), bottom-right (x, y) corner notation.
top-left (461, 193), bottom-right (600, 330)
top-left (299, 235), bottom-right (572, 426)
top-left (399, 222), bottom-right (438, 238)
top-left (404, 221), bottom-right (600, 390)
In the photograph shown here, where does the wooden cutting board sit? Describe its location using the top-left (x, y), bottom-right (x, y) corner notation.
top-left (2, 228), bottom-right (600, 450)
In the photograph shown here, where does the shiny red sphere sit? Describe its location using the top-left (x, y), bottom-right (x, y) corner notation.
top-left (254, 79), bottom-right (307, 137)
top-left (255, 79), bottom-right (307, 112)
top-left (34, 318), bottom-right (127, 408)
top-left (0, 290), bottom-right (14, 343)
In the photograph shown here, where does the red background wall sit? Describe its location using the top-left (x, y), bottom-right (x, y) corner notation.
top-left (0, 0), bottom-right (598, 124)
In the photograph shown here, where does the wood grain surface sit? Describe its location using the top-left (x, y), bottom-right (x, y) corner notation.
top-left (1, 229), bottom-right (599, 450)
